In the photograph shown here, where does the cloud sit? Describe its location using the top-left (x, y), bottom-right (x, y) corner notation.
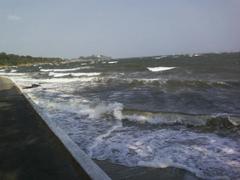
top-left (7, 15), bottom-right (22, 21)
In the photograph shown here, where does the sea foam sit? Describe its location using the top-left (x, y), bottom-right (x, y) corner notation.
top-left (108, 61), bottom-right (118, 64)
top-left (40, 67), bottom-right (88, 72)
top-left (147, 66), bottom-right (176, 72)
top-left (7, 64), bottom-right (240, 180)
top-left (48, 72), bottom-right (101, 78)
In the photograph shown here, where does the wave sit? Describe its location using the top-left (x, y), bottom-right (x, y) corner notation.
top-left (40, 67), bottom-right (91, 72)
top-left (122, 109), bottom-right (240, 129)
top-left (48, 72), bottom-right (101, 78)
top-left (77, 102), bottom-right (123, 120)
top-left (16, 89), bottom-right (240, 180)
top-left (0, 72), bottom-right (25, 76)
top-left (8, 56), bottom-right (240, 180)
top-left (147, 66), bottom-right (176, 72)
top-left (10, 69), bottom-right (17, 73)
top-left (50, 97), bottom-right (240, 129)
top-left (87, 121), bottom-right (240, 180)
top-left (38, 96), bottom-right (239, 129)
top-left (154, 56), bottom-right (163, 60)
top-left (71, 72), bottom-right (101, 77)
top-left (108, 61), bottom-right (118, 64)
top-left (111, 77), bottom-right (236, 90)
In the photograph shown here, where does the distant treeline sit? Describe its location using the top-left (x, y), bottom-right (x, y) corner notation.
top-left (0, 52), bottom-right (62, 66)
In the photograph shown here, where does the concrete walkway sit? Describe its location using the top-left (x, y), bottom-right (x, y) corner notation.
top-left (0, 77), bottom-right (91, 180)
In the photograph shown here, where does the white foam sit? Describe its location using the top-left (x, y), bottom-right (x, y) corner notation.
top-left (48, 72), bottom-right (101, 78)
top-left (11, 76), bottom-right (98, 87)
top-left (40, 67), bottom-right (82, 72)
top-left (71, 72), bottom-right (101, 77)
top-left (40, 69), bottom-right (55, 72)
top-left (89, 129), bottom-right (240, 180)
top-left (147, 66), bottom-right (176, 72)
top-left (154, 56), bottom-right (165, 60)
top-left (10, 69), bottom-right (17, 73)
top-left (0, 72), bottom-right (25, 76)
top-left (8, 73), bottom-right (240, 180)
top-left (31, 96), bottom-right (123, 122)
top-left (48, 72), bottom-right (69, 77)
top-left (122, 112), bottom-right (208, 127)
top-left (88, 122), bottom-right (122, 157)
top-left (14, 80), bottom-right (111, 180)
top-left (108, 61), bottom-right (118, 64)
top-left (29, 95), bottom-right (239, 179)
top-left (88, 102), bottom-right (123, 120)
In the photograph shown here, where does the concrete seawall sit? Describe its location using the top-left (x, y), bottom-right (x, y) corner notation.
top-left (0, 77), bottom-right (110, 180)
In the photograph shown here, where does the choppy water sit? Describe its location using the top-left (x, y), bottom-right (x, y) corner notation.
top-left (1, 53), bottom-right (240, 180)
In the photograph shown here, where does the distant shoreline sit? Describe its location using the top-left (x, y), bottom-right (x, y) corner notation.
top-left (1, 51), bottom-right (240, 67)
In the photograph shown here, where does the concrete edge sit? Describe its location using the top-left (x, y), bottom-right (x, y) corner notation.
top-left (9, 77), bottom-right (111, 180)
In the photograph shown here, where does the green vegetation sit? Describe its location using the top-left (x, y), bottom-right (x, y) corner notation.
top-left (0, 52), bottom-right (62, 67)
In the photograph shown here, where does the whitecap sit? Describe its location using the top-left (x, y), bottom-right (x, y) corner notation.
top-left (40, 67), bottom-right (82, 72)
top-left (48, 72), bottom-right (101, 78)
top-left (0, 72), bottom-right (25, 76)
top-left (147, 66), bottom-right (176, 72)
top-left (108, 61), bottom-right (118, 64)
top-left (71, 72), bottom-right (101, 77)
top-left (154, 56), bottom-right (164, 60)
top-left (89, 128), bottom-right (240, 180)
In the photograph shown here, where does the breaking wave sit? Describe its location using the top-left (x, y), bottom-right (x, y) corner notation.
top-left (40, 67), bottom-right (81, 72)
top-left (3, 54), bottom-right (240, 180)
top-left (122, 109), bottom-right (240, 129)
top-left (35, 98), bottom-right (239, 180)
top-left (147, 66), bottom-right (176, 72)
top-left (48, 72), bottom-right (101, 78)
top-left (108, 61), bottom-right (118, 64)
top-left (90, 128), bottom-right (240, 180)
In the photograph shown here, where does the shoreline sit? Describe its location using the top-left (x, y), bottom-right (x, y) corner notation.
top-left (1, 76), bottom-right (202, 180)
top-left (0, 77), bottom-right (110, 180)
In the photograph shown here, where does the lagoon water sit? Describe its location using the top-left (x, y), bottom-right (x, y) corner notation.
top-left (1, 53), bottom-right (240, 179)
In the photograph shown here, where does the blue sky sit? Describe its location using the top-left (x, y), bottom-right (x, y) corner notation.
top-left (0, 0), bottom-right (240, 58)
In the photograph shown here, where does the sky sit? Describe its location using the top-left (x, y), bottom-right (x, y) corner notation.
top-left (0, 0), bottom-right (240, 58)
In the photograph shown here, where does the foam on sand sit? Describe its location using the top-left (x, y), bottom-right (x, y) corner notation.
top-left (147, 66), bottom-right (176, 72)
